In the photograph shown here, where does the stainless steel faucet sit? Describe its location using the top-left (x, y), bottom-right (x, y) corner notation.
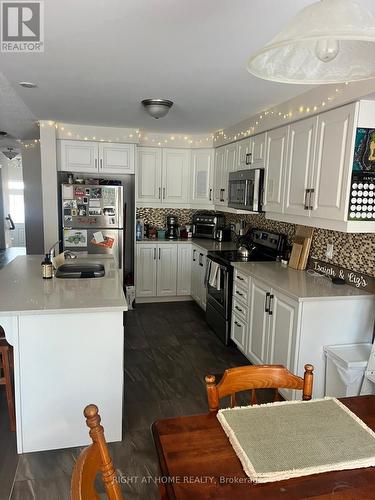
top-left (47, 240), bottom-right (60, 259)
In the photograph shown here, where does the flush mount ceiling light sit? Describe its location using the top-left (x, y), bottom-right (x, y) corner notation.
top-left (18, 81), bottom-right (38, 88)
top-left (141, 99), bottom-right (173, 119)
top-left (247, 0), bottom-right (375, 84)
top-left (2, 147), bottom-right (19, 160)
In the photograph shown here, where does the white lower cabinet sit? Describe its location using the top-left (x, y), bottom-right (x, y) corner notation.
top-left (191, 245), bottom-right (208, 310)
top-left (230, 268), bottom-right (374, 400)
top-left (156, 245), bottom-right (178, 297)
top-left (136, 243), bottom-right (192, 299)
top-left (177, 245), bottom-right (192, 296)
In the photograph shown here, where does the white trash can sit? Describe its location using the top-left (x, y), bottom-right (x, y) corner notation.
top-left (324, 343), bottom-right (372, 398)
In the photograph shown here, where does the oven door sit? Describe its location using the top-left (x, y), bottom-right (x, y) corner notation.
top-left (205, 258), bottom-right (232, 320)
top-left (193, 223), bottom-right (215, 239)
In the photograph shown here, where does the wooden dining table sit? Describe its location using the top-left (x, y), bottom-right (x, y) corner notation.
top-left (152, 395), bottom-right (375, 499)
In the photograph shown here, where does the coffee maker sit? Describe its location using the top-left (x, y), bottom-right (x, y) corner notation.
top-left (166, 215), bottom-right (179, 240)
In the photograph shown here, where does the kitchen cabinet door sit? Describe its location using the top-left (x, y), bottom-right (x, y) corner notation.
top-left (251, 132), bottom-right (266, 168)
top-left (157, 244), bottom-right (178, 296)
top-left (263, 126), bottom-right (289, 213)
top-left (190, 149), bottom-right (214, 205)
top-left (236, 138), bottom-right (251, 170)
top-left (197, 250), bottom-right (208, 310)
top-left (284, 117), bottom-right (317, 217)
top-left (58, 140), bottom-right (98, 173)
top-left (311, 103), bottom-right (356, 220)
top-left (137, 147), bottom-right (162, 204)
top-left (177, 244), bottom-right (192, 296)
top-left (223, 143), bottom-right (237, 203)
top-left (247, 278), bottom-right (270, 364)
top-left (190, 246), bottom-right (200, 303)
top-left (99, 143), bottom-right (135, 174)
top-left (231, 313), bottom-right (247, 352)
top-left (136, 244), bottom-right (157, 297)
top-left (214, 146), bottom-right (225, 205)
top-left (162, 149), bottom-right (190, 205)
top-left (267, 290), bottom-right (298, 367)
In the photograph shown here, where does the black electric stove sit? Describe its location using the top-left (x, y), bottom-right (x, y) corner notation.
top-left (205, 229), bottom-right (286, 345)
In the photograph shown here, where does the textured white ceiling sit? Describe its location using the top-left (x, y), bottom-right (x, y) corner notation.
top-left (1, 0), bottom-right (375, 139)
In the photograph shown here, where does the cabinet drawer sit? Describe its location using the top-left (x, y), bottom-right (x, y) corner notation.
top-left (232, 298), bottom-right (249, 322)
top-left (233, 282), bottom-right (248, 304)
top-left (231, 313), bottom-right (247, 351)
top-left (234, 270), bottom-right (249, 288)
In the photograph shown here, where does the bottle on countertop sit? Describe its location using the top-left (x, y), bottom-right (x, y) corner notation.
top-left (136, 220), bottom-right (143, 241)
top-left (41, 253), bottom-right (53, 279)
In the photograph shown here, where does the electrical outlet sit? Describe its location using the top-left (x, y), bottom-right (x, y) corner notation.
top-left (326, 243), bottom-right (334, 259)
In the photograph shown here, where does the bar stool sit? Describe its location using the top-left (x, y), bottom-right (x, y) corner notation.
top-left (0, 326), bottom-right (16, 432)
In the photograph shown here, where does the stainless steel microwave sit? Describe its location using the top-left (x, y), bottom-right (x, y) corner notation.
top-left (228, 168), bottom-right (264, 212)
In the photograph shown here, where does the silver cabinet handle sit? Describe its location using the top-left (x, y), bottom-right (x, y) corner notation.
top-left (265, 292), bottom-right (270, 312)
top-left (209, 188), bottom-right (212, 201)
top-left (304, 189), bottom-right (309, 210)
top-left (163, 187), bottom-right (166, 199)
top-left (309, 188), bottom-right (315, 211)
top-left (158, 248), bottom-right (161, 260)
top-left (100, 158), bottom-right (103, 169)
top-left (235, 305), bottom-right (243, 312)
top-left (269, 294), bottom-right (274, 315)
top-left (95, 158), bottom-right (98, 170)
top-left (158, 187), bottom-right (161, 199)
top-left (236, 290), bottom-right (244, 297)
top-left (153, 248), bottom-right (156, 260)
top-left (193, 249), bottom-right (196, 262)
top-left (234, 321), bottom-right (242, 328)
top-left (222, 188), bottom-right (225, 202)
top-left (237, 275), bottom-right (244, 281)
top-left (199, 253), bottom-right (204, 267)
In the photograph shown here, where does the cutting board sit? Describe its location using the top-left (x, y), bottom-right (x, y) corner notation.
top-left (289, 226), bottom-right (314, 270)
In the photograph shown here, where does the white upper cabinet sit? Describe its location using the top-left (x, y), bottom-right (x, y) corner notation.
top-left (98, 143), bottom-right (135, 174)
top-left (214, 146), bottom-right (226, 205)
top-left (190, 149), bottom-right (214, 205)
top-left (284, 117), bottom-right (317, 217)
top-left (137, 147), bottom-right (162, 204)
top-left (58, 140), bottom-right (135, 174)
top-left (263, 126), bottom-right (289, 213)
top-left (311, 104), bottom-right (356, 220)
top-left (250, 132), bottom-right (267, 167)
top-left (223, 143), bottom-right (237, 203)
top-left (162, 149), bottom-right (190, 205)
top-left (58, 140), bottom-right (98, 172)
top-left (136, 147), bottom-right (190, 206)
top-left (236, 138), bottom-right (251, 170)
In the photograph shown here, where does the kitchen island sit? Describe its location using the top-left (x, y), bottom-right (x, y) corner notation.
top-left (0, 255), bottom-right (127, 453)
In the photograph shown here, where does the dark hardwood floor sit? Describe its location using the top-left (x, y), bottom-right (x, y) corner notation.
top-left (1, 301), bottom-right (269, 500)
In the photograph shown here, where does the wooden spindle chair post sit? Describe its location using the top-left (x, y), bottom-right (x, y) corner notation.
top-left (71, 404), bottom-right (123, 500)
top-left (205, 364), bottom-right (314, 412)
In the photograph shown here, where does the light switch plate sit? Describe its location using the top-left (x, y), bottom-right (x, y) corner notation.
top-left (326, 243), bottom-right (334, 259)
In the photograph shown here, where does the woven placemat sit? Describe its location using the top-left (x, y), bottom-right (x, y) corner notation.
top-left (217, 397), bottom-right (375, 483)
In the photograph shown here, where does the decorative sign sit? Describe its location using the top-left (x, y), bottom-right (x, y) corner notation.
top-left (308, 258), bottom-right (375, 293)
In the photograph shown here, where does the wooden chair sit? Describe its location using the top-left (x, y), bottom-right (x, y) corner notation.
top-left (71, 404), bottom-right (123, 500)
top-left (205, 364), bottom-right (314, 412)
top-left (0, 326), bottom-right (16, 432)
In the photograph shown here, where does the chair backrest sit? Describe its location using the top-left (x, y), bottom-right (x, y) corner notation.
top-left (71, 404), bottom-right (123, 500)
top-left (205, 364), bottom-right (314, 411)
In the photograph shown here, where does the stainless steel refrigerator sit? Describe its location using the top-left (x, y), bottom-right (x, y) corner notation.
top-left (61, 184), bottom-right (123, 269)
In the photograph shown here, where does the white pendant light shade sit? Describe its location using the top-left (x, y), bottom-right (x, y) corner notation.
top-left (247, 0), bottom-right (375, 84)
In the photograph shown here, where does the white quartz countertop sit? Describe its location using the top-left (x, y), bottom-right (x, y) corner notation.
top-left (136, 238), bottom-right (237, 252)
top-left (232, 261), bottom-right (374, 302)
top-left (0, 255), bottom-right (128, 316)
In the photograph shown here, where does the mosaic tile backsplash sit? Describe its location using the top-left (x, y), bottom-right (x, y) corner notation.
top-left (136, 208), bottom-right (375, 277)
